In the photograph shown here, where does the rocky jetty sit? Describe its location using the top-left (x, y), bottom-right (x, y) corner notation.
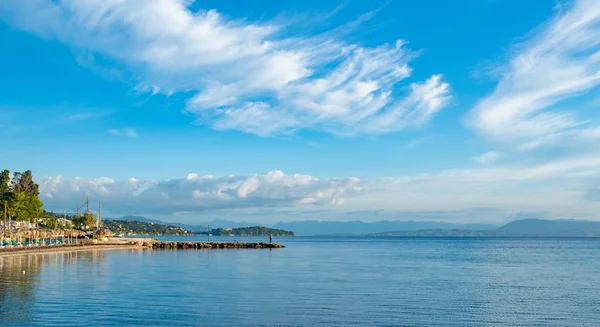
top-left (146, 241), bottom-right (285, 249)
top-left (0, 234), bottom-right (285, 255)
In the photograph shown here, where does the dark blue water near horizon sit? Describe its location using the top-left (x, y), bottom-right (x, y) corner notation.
top-left (1, 237), bottom-right (599, 326)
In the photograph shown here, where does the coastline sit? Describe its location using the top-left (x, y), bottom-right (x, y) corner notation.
top-left (0, 238), bottom-right (285, 257)
top-left (0, 243), bottom-right (142, 257)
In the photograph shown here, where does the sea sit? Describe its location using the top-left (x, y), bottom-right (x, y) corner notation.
top-left (0, 236), bottom-right (599, 326)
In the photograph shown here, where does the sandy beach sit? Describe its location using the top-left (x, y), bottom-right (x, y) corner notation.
top-left (0, 243), bottom-right (142, 257)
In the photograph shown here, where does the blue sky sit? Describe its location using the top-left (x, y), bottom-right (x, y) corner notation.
top-left (1, 0), bottom-right (599, 224)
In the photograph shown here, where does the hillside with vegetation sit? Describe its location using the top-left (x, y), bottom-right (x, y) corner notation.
top-left (103, 219), bottom-right (195, 236)
top-left (205, 226), bottom-right (294, 237)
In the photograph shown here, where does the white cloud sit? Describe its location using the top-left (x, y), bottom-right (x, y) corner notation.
top-left (350, 154), bottom-right (600, 220)
top-left (0, 0), bottom-right (450, 136)
top-left (108, 128), bottom-right (138, 138)
top-left (37, 155), bottom-right (600, 221)
top-left (39, 170), bottom-right (362, 215)
top-left (473, 151), bottom-right (501, 164)
top-left (469, 0), bottom-right (600, 149)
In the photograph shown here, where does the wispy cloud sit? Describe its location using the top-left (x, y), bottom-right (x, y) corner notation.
top-left (67, 110), bottom-right (112, 121)
top-left (0, 1), bottom-right (450, 137)
top-left (108, 128), bottom-right (138, 138)
top-left (469, 0), bottom-right (600, 150)
top-left (402, 136), bottom-right (432, 149)
top-left (473, 151), bottom-right (501, 164)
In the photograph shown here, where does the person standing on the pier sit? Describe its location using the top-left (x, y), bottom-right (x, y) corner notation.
top-left (269, 234), bottom-right (273, 244)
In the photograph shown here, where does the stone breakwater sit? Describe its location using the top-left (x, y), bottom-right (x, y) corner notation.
top-left (146, 241), bottom-right (285, 249)
top-left (0, 239), bottom-right (285, 256)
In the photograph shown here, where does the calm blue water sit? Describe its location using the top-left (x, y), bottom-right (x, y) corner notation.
top-left (1, 237), bottom-right (599, 326)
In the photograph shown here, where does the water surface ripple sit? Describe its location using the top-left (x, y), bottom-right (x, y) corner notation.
top-left (0, 237), bottom-right (599, 326)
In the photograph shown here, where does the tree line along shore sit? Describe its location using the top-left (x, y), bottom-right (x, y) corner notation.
top-left (1, 169), bottom-right (100, 232)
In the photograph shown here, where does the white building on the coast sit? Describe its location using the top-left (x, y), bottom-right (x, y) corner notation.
top-left (9, 220), bottom-right (38, 229)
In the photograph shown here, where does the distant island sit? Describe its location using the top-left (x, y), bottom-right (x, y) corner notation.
top-left (370, 229), bottom-right (501, 237)
top-left (103, 220), bottom-right (195, 236)
top-left (200, 226), bottom-right (294, 237)
top-left (271, 220), bottom-right (499, 236)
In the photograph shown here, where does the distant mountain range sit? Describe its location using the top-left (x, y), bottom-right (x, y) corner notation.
top-left (496, 219), bottom-right (600, 237)
top-left (106, 216), bottom-right (498, 236)
top-left (370, 219), bottom-right (600, 237)
top-left (104, 217), bottom-right (600, 237)
top-left (272, 220), bottom-right (498, 236)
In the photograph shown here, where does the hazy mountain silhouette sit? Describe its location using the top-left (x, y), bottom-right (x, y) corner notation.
top-left (273, 220), bottom-right (498, 236)
top-left (371, 219), bottom-right (600, 237)
top-left (105, 216), bottom-right (600, 237)
top-left (106, 217), bottom-right (497, 235)
top-left (497, 219), bottom-right (600, 237)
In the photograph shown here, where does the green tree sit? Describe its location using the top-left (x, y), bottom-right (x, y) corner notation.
top-left (5, 170), bottom-right (44, 223)
top-left (0, 170), bottom-right (10, 195)
top-left (26, 196), bottom-right (44, 222)
top-left (0, 169), bottom-right (12, 223)
top-left (7, 192), bottom-right (44, 223)
top-left (46, 218), bottom-right (58, 230)
top-left (11, 170), bottom-right (39, 198)
top-left (73, 212), bottom-right (97, 231)
top-left (7, 192), bottom-right (25, 221)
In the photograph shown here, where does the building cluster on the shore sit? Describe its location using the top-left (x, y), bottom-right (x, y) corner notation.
top-left (0, 217), bottom-right (75, 231)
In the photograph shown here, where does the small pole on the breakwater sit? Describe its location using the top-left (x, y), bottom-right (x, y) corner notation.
top-left (207, 224), bottom-right (210, 242)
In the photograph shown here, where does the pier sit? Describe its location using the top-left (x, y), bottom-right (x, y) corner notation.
top-left (147, 241), bottom-right (285, 249)
top-left (101, 237), bottom-right (285, 249)
top-left (0, 238), bottom-right (285, 256)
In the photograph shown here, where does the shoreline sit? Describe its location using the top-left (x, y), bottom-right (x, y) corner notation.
top-left (0, 244), bottom-right (142, 257)
top-left (0, 239), bottom-right (285, 257)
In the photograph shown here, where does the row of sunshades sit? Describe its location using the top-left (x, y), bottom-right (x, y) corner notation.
top-left (1, 239), bottom-right (69, 247)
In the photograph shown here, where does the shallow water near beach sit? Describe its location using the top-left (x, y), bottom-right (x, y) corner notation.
top-left (1, 237), bottom-right (599, 326)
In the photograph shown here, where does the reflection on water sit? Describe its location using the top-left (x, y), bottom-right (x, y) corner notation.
top-left (0, 239), bottom-right (599, 326)
top-left (0, 255), bottom-right (41, 326)
top-left (0, 249), bottom-right (129, 325)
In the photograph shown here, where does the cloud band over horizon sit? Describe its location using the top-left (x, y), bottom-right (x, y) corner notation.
top-left (38, 158), bottom-right (600, 222)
